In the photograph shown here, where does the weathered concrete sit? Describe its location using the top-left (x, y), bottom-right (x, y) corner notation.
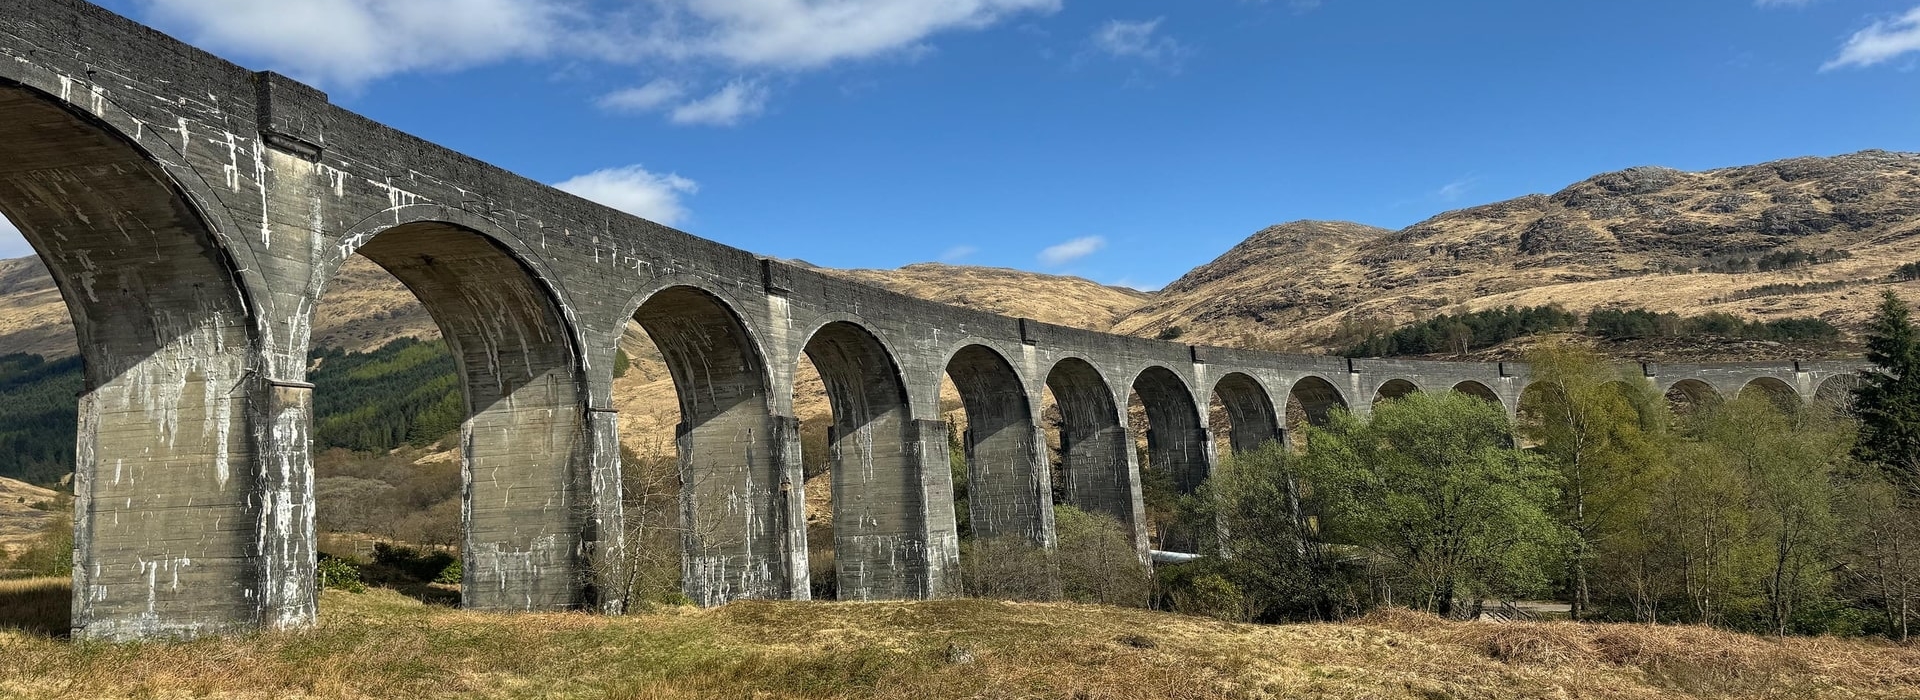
top-left (0, 0), bottom-right (1870, 640)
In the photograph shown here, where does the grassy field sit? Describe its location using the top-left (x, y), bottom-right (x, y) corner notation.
top-left (1, 579), bottom-right (1918, 699)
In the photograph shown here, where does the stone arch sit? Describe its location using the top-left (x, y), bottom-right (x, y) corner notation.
top-left (629, 284), bottom-right (791, 606)
top-left (1211, 372), bottom-right (1282, 454)
top-left (1133, 366), bottom-right (1208, 496)
top-left (1813, 375), bottom-right (1858, 415)
top-left (1665, 378), bottom-right (1723, 416)
top-left (1452, 380), bottom-right (1501, 405)
top-left (325, 220), bottom-right (594, 612)
top-left (800, 320), bottom-right (935, 601)
top-left (943, 343), bottom-right (1051, 547)
top-left (1740, 376), bottom-right (1801, 413)
top-left (1288, 375), bottom-right (1349, 430)
top-left (0, 79), bottom-right (286, 639)
top-left (1044, 358), bottom-right (1138, 533)
top-left (1374, 378), bottom-right (1420, 404)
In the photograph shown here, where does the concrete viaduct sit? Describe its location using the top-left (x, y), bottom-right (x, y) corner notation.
top-left (0, 0), bottom-right (1864, 640)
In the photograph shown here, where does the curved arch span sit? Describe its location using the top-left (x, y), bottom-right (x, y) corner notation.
top-left (1374, 378), bottom-right (1420, 404)
top-left (1739, 376), bottom-right (1801, 413)
top-left (944, 344), bottom-right (1051, 547)
top-left (1045, 358), bottom-right (1139, 534)
top-left (1665, 378), bottom-right (1723, 416)
top-left (1452, 380), bottom-right (1501, 405)
top-left (1133, 366), bottom-right (1208, 496)
top-left (1212, 372), bottom-right (1282, 454)
top-left (1288, 375), bottom-right (1349, 431)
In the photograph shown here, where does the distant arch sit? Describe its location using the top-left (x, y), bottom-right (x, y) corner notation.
top-left (1044, 358), bottom-right (1137, 532)
top-left (1813, 375), bottom-right (1858, 415)
top-left (1452, 380), bottom-right (1501, 405)
top-left (629, 284), bottom-right (787, 606)
top-left (1212, 372), bottom-right (1282, 454)
top-left (1740, 377), bottom-right (1801, 413)
top-left (800, 320), bottom-right (930, 600)
top-left (943, 344), bottom-right (1050, 547)
top-left (1374, 378), bottom-right (1420, 404)
top-left (1288, 375), bottom-right (1349, 430)
top-left (1665, 378), bottom-right (1723, 416)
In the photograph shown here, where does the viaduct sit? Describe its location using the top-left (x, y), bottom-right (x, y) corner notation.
top-left (0, 0), bottom-right (1864, 640)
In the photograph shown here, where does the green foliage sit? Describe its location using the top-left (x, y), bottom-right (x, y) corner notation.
top-left (1854, 291), bottom-right (1920, 489)
top-left (613, 348), bottom-right (632, 378)
top-left (1341, 305), bottom-right (1578, 357)
top-left (1701, 248), bottom-right (1850, 274)
top-left (8, 513), bottom-right (73, 578)
top-left (1155, 326), bottom-right (1184, 341)
top-left (312, 338), bottom-right (463, 453)
top-left (317, 556), bottom-right (367, 593)
top-left (1052, 506), bottom-right (1151, 607)
top-left (1299, 392), bottom-right (1567, 614)
top-left (1584, 308), bottom-right (1838, 342)
top-left (435, 558), bottom-right (462, 585)
top-left (1894, 262), bottom-right (1920, 282)
top-left (0, 353), bottom-right (83, 486)
top-left (1170, 441), bottom-right (1355, 622)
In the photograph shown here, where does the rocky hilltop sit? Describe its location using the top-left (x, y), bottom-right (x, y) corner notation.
top-left (1117, 150), bottom-right (1920, 355)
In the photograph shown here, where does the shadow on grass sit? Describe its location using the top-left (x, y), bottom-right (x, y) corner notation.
top-left (0, 577), bottom-right (70, 638)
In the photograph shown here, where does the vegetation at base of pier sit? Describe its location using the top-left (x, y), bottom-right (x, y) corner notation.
top-left (4, 582), bottom-right (1920, 699)
top-left (1335, 305), bottom-right (1839, 358)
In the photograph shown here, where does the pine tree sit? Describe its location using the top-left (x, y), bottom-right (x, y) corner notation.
top-left (1855, 291), bottom-right (1920, 490)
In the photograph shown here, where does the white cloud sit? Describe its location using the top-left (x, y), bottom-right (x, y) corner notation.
top-left (1038, 235), bottom-right (1105, 265)
top-left (142, 0), bottom-right (569, 87)
top-left (1755, 0), bottom-right (1818, 7)
top-left (669, 80), bottom-right (770, 125)
top-left (1091, 18), bottom-right (1183, 65)
top-left (623, 0), bottom-right (1062, 70)
top-left (598, 79), bottom-right (688, 112)
top-left (1824, 7), bottom-right (1920, 70)
top-left (939, 245), bottom-right (977, 262)
top-left (553, 165), bottom-right (699, 225)
top-left (0, 214), bottom-right (28, 259)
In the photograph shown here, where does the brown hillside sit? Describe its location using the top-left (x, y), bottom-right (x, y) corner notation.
top-left (1118, 150), bottom-right (1920, 354)
top-left (826, 262), bottom-right (1150, 331)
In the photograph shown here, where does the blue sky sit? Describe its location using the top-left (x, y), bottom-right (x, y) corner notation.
top-left (5, 0), bottom-right (1920, 290)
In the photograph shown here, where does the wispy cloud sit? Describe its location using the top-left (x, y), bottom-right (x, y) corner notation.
top-left (939, 245), bottom-right (978, 262)
top-left (598, 79), bottom-right (687, 113)
top-left (1435, 177), bottom-right (1476, 202)
top-left (1754, 0), bottom-right (1819, 7)
top-left (553, 165), bottom-right (699, 226)
top-left (668, 80), bottom-right (770, 126)
top-left (1039, 235), bottom-right (1106, 265)
top-left (1089, 18), bottom-right (1186, 68)
top-left (1823, 7), bottom-right (1920, 70)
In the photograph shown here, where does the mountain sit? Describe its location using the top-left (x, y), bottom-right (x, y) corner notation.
top-left (1118, 150), bottom-right (1920, 357)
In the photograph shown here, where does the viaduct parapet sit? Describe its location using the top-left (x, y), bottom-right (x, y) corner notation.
top-left (0, 0), bottom-right (1865, 639)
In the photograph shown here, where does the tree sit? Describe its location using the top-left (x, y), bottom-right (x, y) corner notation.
top-left (1300, 392), bottom-right (1566, 616)
top-left (1519, 342), bottom-right (1671, 620)
top-left (1182, 441), bottom-right (1354, 622)
top-left (1855, 291), bottom-right (1920, 491)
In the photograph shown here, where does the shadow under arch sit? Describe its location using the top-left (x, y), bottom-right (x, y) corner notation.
top-left (1665, 378), bottom-right (1723, 417)
top-left (1044, 358), bottom-right (1139, 533)
top-left (327, 220), bottom-right (595, 612)
top-left (0, 80), bottom-right (282, 639)
top-left (1813, 374), bottom-right (1859, 415)
top-left (1287, 375), bottom-right (1350, 435)
top-left (1374, 378), bottom-right (1420, 404)
top-left (627, 284), bottom-right (792, 606)
top-left (1133, 366), bottom-right (1208, 497)
top-left (800, 320), bottom-right (936, 601)
top-left (1452, 380), bottom-right (1502, 405)
top-left (1212, 372), bottom-right (1282, 454)
top-left (1740, 376), bottom-right (1801, 413)
top-left (944, 344), bottom-right (1051, 547)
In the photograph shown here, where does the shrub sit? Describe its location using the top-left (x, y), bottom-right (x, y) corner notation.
top-left (318, 556), bottom-right (366, 593)
top-left (435, 558), bottom-right (462, 585)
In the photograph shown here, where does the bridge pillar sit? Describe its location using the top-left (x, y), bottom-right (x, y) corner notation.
top-left (913, 419), bottom-right (964, 599)
top-left (584, 407), bottom-right (627, 614)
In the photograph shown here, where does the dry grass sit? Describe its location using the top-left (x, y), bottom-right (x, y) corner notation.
top-left (0, 582), bottom-right (1916, 699)
top-left (0, 577), bottom-right (67, 637)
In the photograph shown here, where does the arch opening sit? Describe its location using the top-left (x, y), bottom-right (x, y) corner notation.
top-left (1286, 375), bottom-right (1350, 442)
top-left (800, 321), bottom-right (931, 601)
top-left (1212, 373), bottom-right (1282, 455)
top-left (1452, 380), bottom-right (1501, 405)
top-left (0, 81), bottom-right (267, 639)
top-left (1044, 359), bottom-right (1139, 535)
top-left (1374, 378), bottom-right (1420, 404)
top-left (1739, 377), bottom-right (1801, 414)
top-left (944, 344), bottom-right (1053, 600)
top-left (1132, 366), bottom-right (1207, 553)
top-left (628, 286), bottom-right (786, 607)
top-left (1666, 379), bottom-right (1723, 418)
top-left (1813, 375), bottom-right (1858, 416)
top-left (332, 222), bottom-right (592, 613)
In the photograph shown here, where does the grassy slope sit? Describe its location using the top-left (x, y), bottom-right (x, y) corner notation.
top-left (2, 581), bottom-right (1918, 699)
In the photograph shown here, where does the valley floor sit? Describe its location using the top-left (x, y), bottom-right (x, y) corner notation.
top-left (1, 580), bottom-right (1918, 699)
